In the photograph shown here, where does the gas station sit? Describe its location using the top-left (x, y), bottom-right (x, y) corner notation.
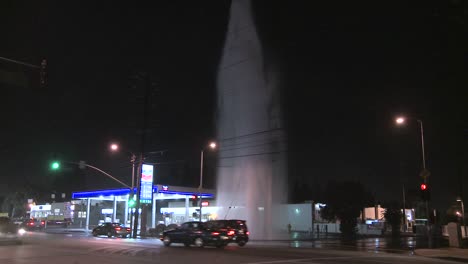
top-left (71, 184), bottom-right (216, 230)
top-left (71, 164), bottom-right (216, 231)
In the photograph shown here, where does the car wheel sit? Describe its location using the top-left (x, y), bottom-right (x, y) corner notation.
top-left (238, 240), bottom-right (246, 247)
top-left (92, 231), bottom-right (98, 237)
top-left (194, 237), bottom-right (204, 248)
top-left (216, 243), bottom-right (225, 249)
top-left (184, 242), bottom-right (191, 247)
top-left (163, 236), bottom-right (171, 246)
top-left (107, 231), bottom-right (113, 238)
top-left (122, 235), bottom-right (127, 238)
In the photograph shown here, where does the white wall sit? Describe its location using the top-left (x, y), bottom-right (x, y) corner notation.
top-left (282, 204), bottom-right (313, 232)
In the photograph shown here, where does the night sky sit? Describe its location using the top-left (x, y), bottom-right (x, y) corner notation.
top-left (0, 1), bottom-right (467, 211)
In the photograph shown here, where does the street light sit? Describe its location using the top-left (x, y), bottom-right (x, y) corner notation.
top-left (457, 196), bottom-right (466, 237)
top-left (109, 143), bottom-right (137, 234)
top-left (396, 117), bottom-right (405, 124)
top-left (109, 142), bottom-right (166, 238)
top-left (395, 116), bottom-right (426, 172)
top-left (395, 115), bottom-right (432, 245)
top-left (199, 142), bottom-right (216, 222)
top-left (110, 143), bottom-right (119, 151)
top-left (109, 143), bottom-right (136, 191)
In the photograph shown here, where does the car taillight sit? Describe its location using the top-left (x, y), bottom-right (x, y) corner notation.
top-left (246, 231), bottom-right (250, 235)
top-left (41, 221), bottom-right (45, 225)
top-left (115, 227), bottom-right (121, 231)
top-left (211, 232), bottom-right (220, 236)
top-left (29, 222), bottom-right (34, 226)
top-left (126, 228), bottom-right (131, 231)
top-left (227, 230), bottom-right (235, 236)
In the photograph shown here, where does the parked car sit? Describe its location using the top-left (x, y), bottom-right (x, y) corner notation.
top-left (92, 223), bottom-right (131, 238)
top-left (206, 219), bottom-right (249, 246)
top-left (160, 221), bottom-right (232, 248)
top-left (0, 217), bottom-right (24, 241)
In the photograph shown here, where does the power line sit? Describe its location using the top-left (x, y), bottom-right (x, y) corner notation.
top-left (0, 56), bottom-right (40, 69)
top-left (219, 127), bottom-right (284, 143)
top-left (219, 149), bottom-right (288, 160)
top-left (219, 139), bottom-right (287, 152)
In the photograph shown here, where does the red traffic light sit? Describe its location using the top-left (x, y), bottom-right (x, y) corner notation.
top-left (420, 183), bottom-right (427, 191)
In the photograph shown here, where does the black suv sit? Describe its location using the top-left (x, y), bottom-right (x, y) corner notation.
top-left (206, 220), bottom-right (249, 246)
top-left (160, 221), bottom-right (232, 248)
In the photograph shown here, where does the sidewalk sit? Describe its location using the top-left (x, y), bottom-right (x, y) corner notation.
top-left (415, 248), bottom-right (468, 262)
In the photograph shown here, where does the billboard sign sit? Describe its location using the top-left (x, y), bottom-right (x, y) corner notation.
top-left (139, 164), bottom-right (154, 204)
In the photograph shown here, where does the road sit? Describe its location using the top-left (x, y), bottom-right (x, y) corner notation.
top-left (0, 232), bottom-right (457, 264)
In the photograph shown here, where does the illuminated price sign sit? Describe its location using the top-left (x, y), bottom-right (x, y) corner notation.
top-left (139, 164), bottom-right (154, 204)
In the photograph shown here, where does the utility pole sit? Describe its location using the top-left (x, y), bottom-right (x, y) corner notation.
top-left (402, 184), bottom-right (407, 232)
top-left (132, 72), bottom-right (152, 238)
top-left (129, 154), bottom-right (136, 235)
top-left (132, 153), bottom-right (143, 238)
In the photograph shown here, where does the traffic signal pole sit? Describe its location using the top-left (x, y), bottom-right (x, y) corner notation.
top-left (418, 120), bottom-right (432, 248)
top-left (0, 56), bottom-right (47, 87)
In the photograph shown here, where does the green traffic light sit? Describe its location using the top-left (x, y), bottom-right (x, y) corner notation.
top-left (128, 196), bottom-right (136, 207)
top-left (51, 161), bottom-right (60, 170)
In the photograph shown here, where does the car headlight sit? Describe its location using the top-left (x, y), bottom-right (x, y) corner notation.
top-left (18, 228), bottom-right (26, 235)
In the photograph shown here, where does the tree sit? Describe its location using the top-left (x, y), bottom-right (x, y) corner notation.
top-left (383, 201), bottom-right (403, 237)
top-left (320, 180), bottom-right (374, 238)
top-left (1, 184), bottom-right (41, 218)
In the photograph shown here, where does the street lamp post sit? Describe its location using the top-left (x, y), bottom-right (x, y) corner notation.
top-left (396, 116), bottom-right (432, 245)
top-left (199, 142), bottom-right (216, 222)
top-left (457, 197), bottom-right (466, 238)
top-left (110, 143), bottom-right (138, 235)
top-left (396, 117), bottom-right (427, 172)
top-left (415, 119), bottom-right (431, 228)
top-left (109, 143), bottom-right (167, 237)
top-left (417, 120), bottom-right (426, 172)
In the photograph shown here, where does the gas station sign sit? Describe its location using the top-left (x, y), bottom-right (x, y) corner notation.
top-left (140, 164), bottom-right (154, 204)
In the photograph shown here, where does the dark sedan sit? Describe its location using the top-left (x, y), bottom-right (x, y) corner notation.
top-left (92, 223), bottom-right (131, 238)
top-left (160, 221), bottom-right (232, 248)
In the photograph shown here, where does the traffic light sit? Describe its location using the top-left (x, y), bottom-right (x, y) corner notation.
top-left (50, 161), bottom-right (60, 170)
top-left (128, 196), bottom-right (136, 208)
top-left (191, 195), bottom-right (198, 207)
top-left (420, 183), bottom-right (431, 201)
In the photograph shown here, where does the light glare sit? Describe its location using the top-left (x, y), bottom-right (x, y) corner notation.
top-left (110, 143), bottom-right (119, 151)
top-left (209, 142), bottom-right (217, 149)
top-left (18, 228), bottom-right (26, 235)
top-left (396, 117), bottom-right (405, 124)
